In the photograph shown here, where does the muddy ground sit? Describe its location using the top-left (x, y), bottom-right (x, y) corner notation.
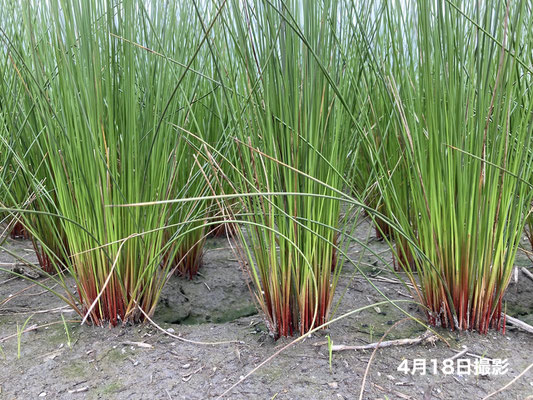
top-left (0, 219), bottom-right (532, 400)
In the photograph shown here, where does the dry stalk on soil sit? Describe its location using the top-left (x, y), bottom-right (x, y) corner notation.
top-left (331, 330), bottom-right (438, 352)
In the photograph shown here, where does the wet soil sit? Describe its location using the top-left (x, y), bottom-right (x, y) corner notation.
top-left (0, 219), bottom-right (532, 399)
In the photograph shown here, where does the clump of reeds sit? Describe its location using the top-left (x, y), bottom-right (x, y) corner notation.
top-left (370, 0), bottom-right (533, 333)
top-left (220, 0), bottom-right (356, 338)
top-left (1, 0), bottom-right (216, 325)
top-left (0, 0), bottom-right (76, 279)
top-left (9, 221), bottom-right (29, 240)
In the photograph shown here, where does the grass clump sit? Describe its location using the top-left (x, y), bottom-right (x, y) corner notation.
top-left (371, 0), bottom-right (533, 332)
top-left (221, 0), bottom-right (357, 338)
top-left (1, 0), bottom-right (215, 325)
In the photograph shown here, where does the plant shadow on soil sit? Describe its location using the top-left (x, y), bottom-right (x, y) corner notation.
top-left (0, 219), bottom-right (532, 399)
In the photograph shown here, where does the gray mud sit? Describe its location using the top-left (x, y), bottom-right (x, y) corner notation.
top-left (1, 219), bottom-right (532, 399)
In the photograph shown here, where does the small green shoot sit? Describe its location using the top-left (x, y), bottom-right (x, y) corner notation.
top-left (61, 313), bottom-right (71, 349)
top-left (326, 334), bottom-right (333, 372)
top-left (16, 315), bottom-right (33, 359)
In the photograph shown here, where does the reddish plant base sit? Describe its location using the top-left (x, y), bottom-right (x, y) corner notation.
top-left (374, 217), bottom-right (392, 241)
top-left (302, 289), bottom-right (331, 336)
top-left (392, 237), bottom-right (416, 272)
top-left (266, 253), bottom-right (336, 338)
top-left (32, 240), bottom-right (58, 275)
top-left (173, 251), bottom-right (203, 280)
top-left (74, 258), bottom-right (157, 327)
top-left (76, 276), bottom-right (127, 327)
top-left (164, 244), bottom-right (204, 280)
top-left (425, 294), bottom-right (505, 334)
top-left (10, 221), bottom-right (30, 240)
top-left (389, 234), bottom-right (506, 334)
top-left (266, 298), bottom-right (296, 339)
top-left (208, 222), bottom-right (237, 238)
top-left (268, 286), bottom-right (331, 339)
